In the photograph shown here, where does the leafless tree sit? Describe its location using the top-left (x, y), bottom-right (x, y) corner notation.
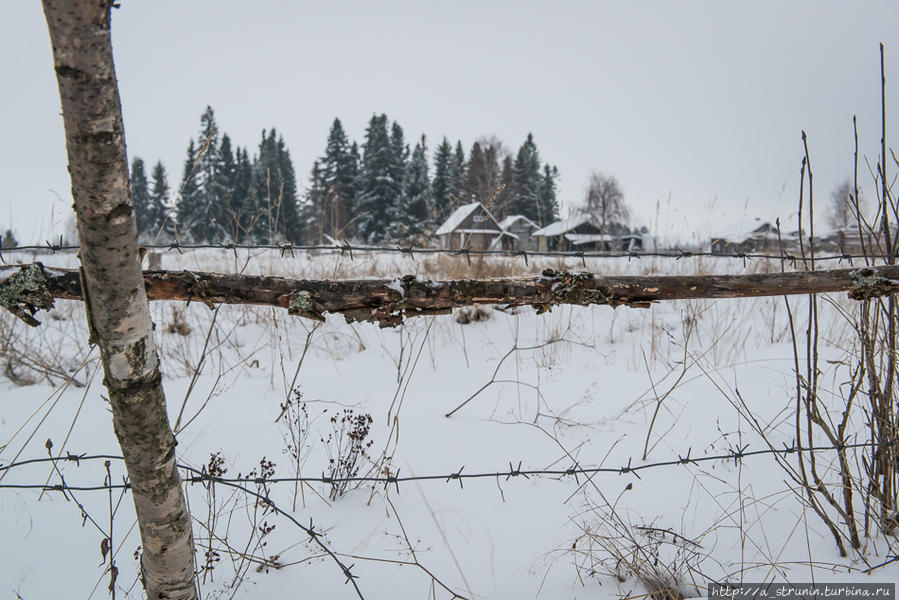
top-left (579, 172), bottom-right (630, 234)
top-left (42, 1), bottom-right (197, 598)
top-left (828, 179), bottom-right (865, 230)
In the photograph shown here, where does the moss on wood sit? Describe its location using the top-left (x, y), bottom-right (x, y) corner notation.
top-left (849, 268), bottom-right (896, 300)
top-left (0, 263), bottom-right (54, 326)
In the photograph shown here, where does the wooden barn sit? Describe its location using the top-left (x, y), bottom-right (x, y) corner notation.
top-left (498, 215), bottom-right (540, 251)
top-left (435, 202), bottom-right (512, 251)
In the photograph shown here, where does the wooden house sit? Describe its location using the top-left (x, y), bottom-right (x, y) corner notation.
top-left (435, 202), bottom-right (512, 251)
top-left (498, 215), bottom-right (540, 251)
top-left (710, 218), bottom-right (792, 255)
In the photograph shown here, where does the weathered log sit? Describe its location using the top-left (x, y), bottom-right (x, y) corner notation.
top-left (3, 264), bottom-right (898, 328)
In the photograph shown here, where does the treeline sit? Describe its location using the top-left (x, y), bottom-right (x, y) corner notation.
top-left (131, 107), bottom-right (560, 245)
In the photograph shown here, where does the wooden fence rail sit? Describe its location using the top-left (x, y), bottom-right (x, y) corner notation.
top-left (2, 263), bottom-right (898, 328)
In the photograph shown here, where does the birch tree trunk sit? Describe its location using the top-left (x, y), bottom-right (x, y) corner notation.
top-left (41, 1), bottom-right (197, 598)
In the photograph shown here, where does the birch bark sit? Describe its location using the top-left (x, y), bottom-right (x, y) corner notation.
top-left (41, 1), bottom-right (197, 598)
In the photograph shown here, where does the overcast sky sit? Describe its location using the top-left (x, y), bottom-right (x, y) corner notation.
top-left (2, 1), bottom-right (897, 243)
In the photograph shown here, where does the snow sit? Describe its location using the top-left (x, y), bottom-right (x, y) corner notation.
top-left (2, 250), bottom-right (898, 599)
top-left (532, 215), bottom-right (594, 237)
top-left (498, 214), bottom-right (538, 231)
top-left (710, 217), bottom-right (776, 242)
top-left (385, 278), bottom-right (404, 296)
top-left (435, 202), bottom-right (482, 236)
top-left (564, 233), bottom-right (613, 245)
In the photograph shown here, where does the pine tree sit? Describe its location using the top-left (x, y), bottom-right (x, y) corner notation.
top-left (148, 161), bottom-right (174, 242)
top-left (482, 143), bottom-right (501, 210)
top-left (230, 147), bottom-right (254, 243)
top-left (389, 135), bottom-right (431, 240)
top-left (464, 141), bottom-right (501, 209)
top-left (176, 106), bottom-right (226, 243)
top-left (356, 114), bottom-right (399, 242)
top-left (1, 229), bottom-right (19, 249)
top-left (217, 133), bottom-right (239, 240)
top-left (449, 141), bottom-right (467, 209)
top-left (389, 121), bottom-right (408, 193)
top-left (464, 142), bottom-right (484, 206)
top-left (431, 137), bottom-right (454, 225)
top-left (512, 133), bottom-right (544, 224)
top-left (309, 118), bottom-right (358, 242)
top-left (248, 128), bottom-right (302, 244)
top-left (305, 160), bottom-right (327, 243)
top-left (174, 138), bottom-right (198, 242)
top-left (538, 164), bottom-right (560, 224)
top-left (495, 155), bottom-right (516, 219)
top-left (130, 157), bottom-right (152, 242)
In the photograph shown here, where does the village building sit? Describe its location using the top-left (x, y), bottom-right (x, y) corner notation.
top-left (709, 218), bottom-right (793, 255)
top-left (533, 216), bottom-right (643, 252)
top-left (813, 226), bottom-right (896, 256)
top-left (435, 202), bottom-right (513, 251)
top-left (497, 215), bottom-right (540, 251)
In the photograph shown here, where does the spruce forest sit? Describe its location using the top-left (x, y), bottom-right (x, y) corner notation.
top-left (132, 106), bottom-right (560, 246)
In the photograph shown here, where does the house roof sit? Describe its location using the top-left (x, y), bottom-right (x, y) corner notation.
top-left (564, 233), bottom-right (614, 245)
top-left (435, 202), bottom-right (503, 236)
top-left (711, 218), bottom-right (779, 243)
top-left (498, 214), bottom-right (539, 231)
top-left (533, 216), bottom-right (596, 237)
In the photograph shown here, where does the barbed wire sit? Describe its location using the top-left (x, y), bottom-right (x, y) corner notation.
top-left (0, 455), bottom-right (365, 596)
top-left (2, 438), bottom-right (892, 492)
top-left (3, 437), bottom-right (897, 584)
top-left (0, 240), bottom-right (887, 268)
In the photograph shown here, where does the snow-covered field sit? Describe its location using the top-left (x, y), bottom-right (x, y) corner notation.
top-left (1, 249), bottom-right (897, 599)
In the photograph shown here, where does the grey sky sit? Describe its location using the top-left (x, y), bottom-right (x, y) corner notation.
top-left (2, 1), bottom-right (897, 243)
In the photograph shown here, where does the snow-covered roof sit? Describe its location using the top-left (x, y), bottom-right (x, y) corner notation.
top-left (453, 228), bottom-right (507, 236)
top-left (564, 233), bottom-right (613, 245)
top-left (711, 218), bottom-right (776, 243)
top-left (498, 215), bottom-right (539, 231)
top-left (435, 202), bottom-right (504, 236)
top-left (533, 216), bottom-right (595, 237)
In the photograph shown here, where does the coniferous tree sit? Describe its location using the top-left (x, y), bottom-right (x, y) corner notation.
top-left (538, 164), bottom-right (560, 224)
top-left (309, 118), bottom-right (358, 242)
top-left (389, 121), bottom-right (408, 191)
top-left (176, 107), bottom-right (225, 243)
top-left (512, 133), bottom-right (544, 224)
top-left (356, 114), bottom-right (398, 242)
top-left (230, 146), bottom-right (254, 242)
top-left (305, 160), bottom-right (327, 242)
top-left (148, 161), bottom-right (174, 242)
top-left (482, 143), bottom-right (501, 210)
top-left (216, 133), bottom-right (240, 241)
top-left (174, 139), bottom-right (198, 242)
top-left (389, 135), bottom-right (431, 240)
top-left (449, 141), bottom-right (467, 208)
top-left (431, 137), bottom-right (454, 225)
top-left (249, 128), bottom-right (302, 244)
top-left (464, 141), bottom-right (502, 209)
top-left (2, 229), bottom-right (19, 249)
top-left (130, 157), bottom-right (153, 241)
top-left (495, 154), bottom-right (516, 219)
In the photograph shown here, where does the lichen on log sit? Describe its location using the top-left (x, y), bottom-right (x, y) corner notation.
top-left (0, 263), bottom-right (54, 326)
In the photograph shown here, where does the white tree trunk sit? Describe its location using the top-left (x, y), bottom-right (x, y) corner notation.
top-left (41, 1), bottom-right (197, 598)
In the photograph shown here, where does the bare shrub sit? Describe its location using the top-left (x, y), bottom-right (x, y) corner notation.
top-left (322, 408), bottom-right (374, 501)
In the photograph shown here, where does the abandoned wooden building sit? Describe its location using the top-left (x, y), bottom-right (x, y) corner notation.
top-left (497, 215), bottom-right (540, 251)
top-left (532, 217), bottom-right (643, 252)
top-left (435, 202), bottom-right (513, 250)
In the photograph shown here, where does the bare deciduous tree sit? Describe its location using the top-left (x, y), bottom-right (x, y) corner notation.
top-left (41, 1), bottom-right (198, 598)
top-left (828, 179), bottom-right (865, 230)
top-left (579, 172), bottom-right (630, 234)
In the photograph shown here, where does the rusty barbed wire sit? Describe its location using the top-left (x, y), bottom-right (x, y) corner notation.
top-left (3, 438), bottom-right (894, 491)
top-left (0, 241), bottom-right (885, 266)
